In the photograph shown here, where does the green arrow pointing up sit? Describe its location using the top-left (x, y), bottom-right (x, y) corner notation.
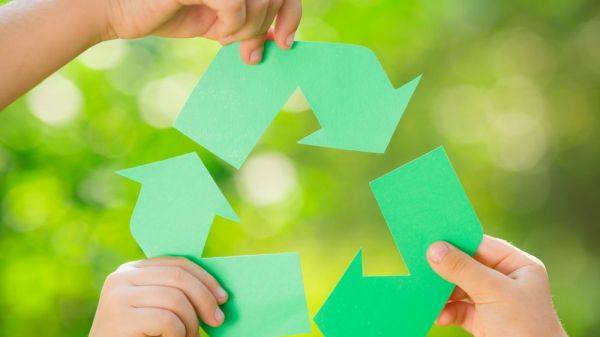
top-left (314, 147), bottom-right (483, 337)
top-left (118, 153), bottom-right (238, 256)
top-left (119, 153), bottom-right (310, 337)
top-left (174, 41), bottom-right (421, 168)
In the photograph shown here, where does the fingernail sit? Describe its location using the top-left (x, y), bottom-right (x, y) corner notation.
top-left (429, 242), bottom-right (449, 264)
top-left (215, 287), bottom-right (228, 302)
top-left (214, 307), bottom-right (225, 323)
top-left (286, 33), bottom-right (295, 48)
top-left (250, 48), bottom-right (263, 64)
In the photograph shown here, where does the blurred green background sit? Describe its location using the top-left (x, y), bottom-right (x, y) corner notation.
top-left (1, 0), bottom-right (599, 336)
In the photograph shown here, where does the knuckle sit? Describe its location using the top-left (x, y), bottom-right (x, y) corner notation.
top-left (532, 257), bottom-right (547, 272)
top-left (104, 271), bottom-right (125, 287)
top-left (101, 282), bottom-right (129, 304)
top-left (197, 286), bottom-right (218, 306)
top-left (172, 256), bottom-right (191, 267)
top-left (530, 261), bottom-right (548, 277)
top-left (165, 289), bottom-right (186, 308)
top-left (523, 252), bottom-right (548, 276)
top-left (157, 310), bottom-right (179, 327)
top-left (204, 274), bottom-right (219, 288)
top-left (448, 256), bottom-right (469, 275)
top-left (167, 266), bottom-right (187, 283)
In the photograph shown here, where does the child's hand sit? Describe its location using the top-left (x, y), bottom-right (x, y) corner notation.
top-left (89, 257), bottom-right (228, 337)
top-left (427, 235), bottom-right (568, 337)
top-left (103, 0), bottom-right (302, 64)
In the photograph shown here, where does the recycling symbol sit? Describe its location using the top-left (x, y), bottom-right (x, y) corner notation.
top-left (119, 41), bottom-right (483, 337)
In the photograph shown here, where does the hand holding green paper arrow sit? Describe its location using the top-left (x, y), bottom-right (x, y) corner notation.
top-left (315, 147), bottom-right (484, 337)
top-left (119, 153), bottom-right (311, 337)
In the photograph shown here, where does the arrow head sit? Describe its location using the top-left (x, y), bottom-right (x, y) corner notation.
top-left (314, 250), bottom-right (365, 337)
top-left (316, 250), bottom-right (435, 337)
top-left (298, 73), bottom-right (422, 153)
top-left (118, 153), bottom-right (239, 257)
top-left (316, 147), bottom-right (483, 337)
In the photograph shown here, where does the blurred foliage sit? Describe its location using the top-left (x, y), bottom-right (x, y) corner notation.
top-left (1, 0), bottom-right (600, 336)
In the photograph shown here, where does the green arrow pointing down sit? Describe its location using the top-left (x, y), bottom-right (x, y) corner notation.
top-left (314, 147), bottom-right (484, 337)
top-left (119, 153), bottom-right (310, 337)
top-left (174, 41), bottom-right (421, 169)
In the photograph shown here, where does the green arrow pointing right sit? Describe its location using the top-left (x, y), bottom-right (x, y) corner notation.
top-left (315, 147), bottom-right (483, 337)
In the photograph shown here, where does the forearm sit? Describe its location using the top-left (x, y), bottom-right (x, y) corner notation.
top-left (0, 0), bottom-right (108, 109)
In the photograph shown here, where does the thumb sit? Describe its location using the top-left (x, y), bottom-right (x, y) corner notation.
top-left (427, 241), bottom-right (505, 301)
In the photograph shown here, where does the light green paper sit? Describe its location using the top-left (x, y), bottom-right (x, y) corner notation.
top-left (174, 41), bottom-right (421, 168)
top-left (315, 147), bottom-right (484, 337)
top-left (195, 254), bottom-right (310, 337)
top-left (119, 153), bottom-right (310, 337)
top-left (118, 153), bottom-right (238, 256)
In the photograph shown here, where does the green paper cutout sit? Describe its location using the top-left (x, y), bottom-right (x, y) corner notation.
top-left (315, 147), bottom-right (483, 337)
top-left (119, 153), bottom-right (310, 337)
top-left (118, 153), bottom-right (238, 256)
top-left (174, 41), bottom-right (421, 168)
top-left (195, 254), bottom-right (311, 337)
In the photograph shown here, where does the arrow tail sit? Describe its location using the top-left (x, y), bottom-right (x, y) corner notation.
top-left (195, 253), bottom-right (311, 337)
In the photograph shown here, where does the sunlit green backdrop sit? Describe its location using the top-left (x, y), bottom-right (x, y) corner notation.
top-left (1, 0), bottom-right (599, 336)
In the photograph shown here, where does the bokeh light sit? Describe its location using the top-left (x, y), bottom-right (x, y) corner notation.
top-left (26, 74), bottom-right (82, 126)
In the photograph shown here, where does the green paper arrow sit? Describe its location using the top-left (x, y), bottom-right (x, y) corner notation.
top-left (119, 153), bottom-right (310, 337)
top-left (315, 147), bottom-right (484, 337)
top-left (118, 153), bottom-right (238, 256)
top-left (195, 254), bottom-right (311, 337)
top-left (174, 41), bottom-right (421, 168)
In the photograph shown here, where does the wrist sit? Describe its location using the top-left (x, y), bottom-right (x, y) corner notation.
top-left (55, 0), bottom-right (114, 45)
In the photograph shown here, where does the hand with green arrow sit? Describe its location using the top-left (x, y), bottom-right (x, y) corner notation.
top-left (315, 147), bottom-right (484, 337)
top-left (116, 153), bottom-right (311, 337)
top-left (427, 236), bottom-right (569, 337)
top-left (89, 256), bottom-right (229, 337)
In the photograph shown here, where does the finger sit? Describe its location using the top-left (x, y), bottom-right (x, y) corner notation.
top-left (135, 257), bottom-right (228, 304)
top-left (258, 0), bottom-right (283, 36)
top-left (475, 235), bottom-right (545, 276)
top-left (428, 241), bottom-right (507, 302)
top-left (266, 27), bottom-right (275, 40)
top-left (274, 0), bottom-right (301, 49)
top-left (129, 286), bottom-right (199, 337)
top-left (435, 302), bottom-right (478, 335)
top-left (124, 266), bottom-right (224, 327)
top-left (239, 34), bottom-right (268, 64)
top-left (134, 307), bottom-right (186, 337)
top-left (204, 0), bottom-right (247, 37)
top-left (222, 0), bottom-right (269, 43)
top-left (153, 6), bottom-right (217, 38)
